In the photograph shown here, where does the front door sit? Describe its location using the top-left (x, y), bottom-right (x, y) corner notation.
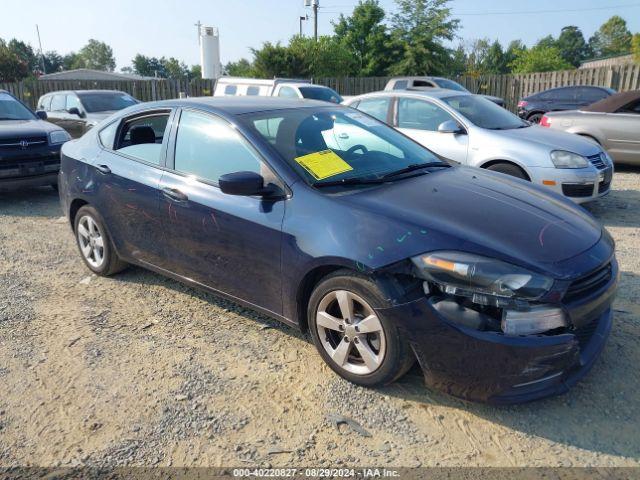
top-left (395, 97), bottom-right (469, 164)
top-left (158, 108), bottom-right (285, 315)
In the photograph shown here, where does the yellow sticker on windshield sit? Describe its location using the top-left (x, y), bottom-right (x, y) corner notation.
top-left (294, 150), bottom-right (354, 180)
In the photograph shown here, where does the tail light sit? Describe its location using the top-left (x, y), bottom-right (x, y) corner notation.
top-left (539, 115), bottom-right (551, 127)
top-left (517, 100), bottom-right (528, 108)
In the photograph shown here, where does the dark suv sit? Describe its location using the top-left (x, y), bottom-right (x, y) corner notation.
top-left (517, 86), bottom-right (616, 123)
top-left (0, 90), bottom-right (70, 191)
top-left (37, 90), bottom-right (138, 138)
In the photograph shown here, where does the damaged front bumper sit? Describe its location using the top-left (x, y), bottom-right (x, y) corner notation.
top-left (377, 260), bottom-right (618, 405)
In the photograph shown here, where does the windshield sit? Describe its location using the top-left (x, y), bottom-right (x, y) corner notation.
top-left (298, 87), bottom-right (343, 104)
top-left (241, 107), bottom-right (447, 186)
top-left (78, 92), bottom-right (138, 113)
top-left (0, 92), bottom-right (36, 120)
top-left (443, 95), bottom-right (528, 130)
top-left (432, 79), bottom-right (468, 93)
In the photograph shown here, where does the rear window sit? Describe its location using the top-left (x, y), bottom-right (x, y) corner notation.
top-left (224, 85), bottom-right (237, 95)
top-left (392, 80), bottom-right (408, 90)
top-left (78, 92), bottom-right (137, 113)
top-left (112, 112), bottom-right (170, 165)
top-left (298, 86), bottom-right (343, 104)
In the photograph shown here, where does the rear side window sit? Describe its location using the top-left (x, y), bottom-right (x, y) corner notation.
top-left (66, 95), bottom-right (82, 111)
top-left (577, 87), bottom-right (610, 104)
top-left (246, 86), bottom-right (260, 96)
top-left (50, 95), bottom-right (66, 111)
top-left (173, 110), bottom-right (263, 184)
top-left (277, 86), bottom-right (298, 98)
top-left (38, 96), bottom-right (52, 111)
top-left (356, 97), bottom-right (391, 123)
top-left (392, 80), bottom-right (408, 90)
top-left (112, 112), bottom-right (170, 165)
top-left (619, 99), bottom-right (640, 114)
top-left (224, 85), bottom-right (237, 95)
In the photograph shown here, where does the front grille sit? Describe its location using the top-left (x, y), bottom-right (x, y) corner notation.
top-left (562, 183), bottom-right (594, 198)
top-left (0, 136), bottom-right (48, 149)
top-left (573, 316), bottom-right (599, 350)
top-left (587, 153), bottom-right (607, 170)
top-left (0, 157), bottom-right (59, 179)
top-left (564, 263), bottom-right (613, 302)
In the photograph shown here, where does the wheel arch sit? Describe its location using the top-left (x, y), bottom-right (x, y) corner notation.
top-left (479, 159), bottom-right (532, 181)
top-left (69, 198), bottom-right (89, 230)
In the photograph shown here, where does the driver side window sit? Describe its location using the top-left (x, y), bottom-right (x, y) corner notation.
top-left (398, 98), bottom-right (455, 131)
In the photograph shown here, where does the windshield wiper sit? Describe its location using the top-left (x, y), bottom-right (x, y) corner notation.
top-left (313, 177), bottom-right (386, 188)
top-left (381, 162), bottom-right (450, 180)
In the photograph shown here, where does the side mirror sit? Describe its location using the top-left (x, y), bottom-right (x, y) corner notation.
top-left (35, 110), bottom-right (47, 120)
top-left (219, 171), bottom-right (270, 196)
top-left (438, 120), bottom-right (466, 135)
top-left (67, 107), bottom-right (82, 117)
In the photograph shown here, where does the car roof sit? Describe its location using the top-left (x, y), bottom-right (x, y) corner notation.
top-left (40, 90), bottom-right (129, 96)
top-left (348, 88), bottom-right (469, 102)
top-left (581, 89), bottom-right (640, 113)
top-left (123, 96), bottom-right (336, 115)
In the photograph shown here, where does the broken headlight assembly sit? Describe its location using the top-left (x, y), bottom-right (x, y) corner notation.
top-left (411, 251), bottom-right (567, 336)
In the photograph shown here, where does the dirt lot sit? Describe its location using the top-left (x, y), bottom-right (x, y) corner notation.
top-left (1, 169), bottom-right (639, 468)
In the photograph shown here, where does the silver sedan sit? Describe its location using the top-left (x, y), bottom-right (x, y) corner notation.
top-left (344, 89), bottom-right (614, 203)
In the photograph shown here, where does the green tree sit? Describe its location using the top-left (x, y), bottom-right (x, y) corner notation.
top-left (510, 45), bottom-right (572, 73)
top-left (464, 38), bottom-right (491, 76)
top-left (7, 39), bottom-right (38, 73)
top-left (485, 40), bottom-right (507, 74)
top-left (162, 57), bottom-right (189, 78)
top-left (62, 52), bottom-right (79, 70)
top-left (42, 51), bottom-right (64, 73)
top-left (536, 35), bottom-right (556, 49)
top-left (333, 0), bottom-right (393, 76)
top-left (556, 26), bottom-right (590, 67)
top-left (189, 64), bottom-right (202, 79)
top-left (0, 39), bottom-right (29, 81)
top-left (225, 58), bottom-right (255, 77)
top-left (389, 0), bottom-right (459, 75)
top-left (588, 15), bottom-right (632, 57)
top-left (504, 40), bottom-right (526, 71)
top-left (132, 54), bottom-right (165, 77)
top-left (445, 43), bottom-right (467, 77)
top-left (75, 39), bottom-right (116, 71)
top-left (251, 42), bottom-right (295, 78)
top-left (633, 33), bottom-right (640, 64)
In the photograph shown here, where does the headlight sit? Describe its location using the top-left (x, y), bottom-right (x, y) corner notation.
top-left (411, 251), bottom-right (553, 301)
top-left (550, 150), bottom-right (588, 169)
top-left (49, 130), bottom-right (71, 145)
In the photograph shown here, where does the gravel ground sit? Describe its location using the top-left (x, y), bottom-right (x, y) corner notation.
top-left (0, 168), bottom-right (639, 468)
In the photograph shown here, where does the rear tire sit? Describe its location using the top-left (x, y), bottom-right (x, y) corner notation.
top-left (527, 112), bottom-right (544, 124)
top-left (486, 162), bottom-right (529, 180)
top-left (74, 205), bottom-right (127, 276)
top-left (308, 270), bottom-right (414, 387)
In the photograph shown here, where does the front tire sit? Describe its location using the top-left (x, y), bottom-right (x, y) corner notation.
top-left (486, 162), bottom-right (529, 180)
top-left (74, 205), bottom-right (127, 276)
top-left (308, 270), bottom-right (414, 387)
top-left (527, 112), bottom-right (543, 124)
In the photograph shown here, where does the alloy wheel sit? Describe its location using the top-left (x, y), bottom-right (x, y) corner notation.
top-left (77, 215), bottom-right (105, 269)
top-left (315, 290), bottom-right (386, 375)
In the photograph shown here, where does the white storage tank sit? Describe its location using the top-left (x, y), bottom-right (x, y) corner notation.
top-left (200, 26), bottom-right (221, 79)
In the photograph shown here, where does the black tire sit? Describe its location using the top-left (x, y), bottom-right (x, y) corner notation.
top-left (74, 205), bottom-right (127, 276)
top-left (527, 112), bottom-right (544, 124)
top-left (308, 270), bottom-right (414, 387)
top-left (486, 162), bottom-right (529, 180)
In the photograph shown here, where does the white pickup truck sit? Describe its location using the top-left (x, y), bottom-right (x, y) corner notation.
top-left (213, 77), bottom-right (343, 104)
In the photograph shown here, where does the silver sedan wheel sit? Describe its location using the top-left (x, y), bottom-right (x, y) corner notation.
top-left (77, 215), bottom-right (105, 269)
top-left (315, 290), bottom-right (386, 375)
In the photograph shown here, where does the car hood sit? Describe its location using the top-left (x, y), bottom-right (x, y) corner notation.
top-left (490, 124), bottom-right (601, 156)
top-left (340, 167), bottom-right (603, 276)
top-left (0, 119), bottom-right (62, 138)
top-left (481, 94), bottom-right (504, 104)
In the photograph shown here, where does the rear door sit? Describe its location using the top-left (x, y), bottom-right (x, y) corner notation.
top-left (92, 109), bottom-right (175, 266)
top-left (64, 94), bottom-right (86, 138)
top-left (604, 100), bottom-right (640, 164)
top-left (158, 108), bottom-right (285, 314)
top-left (395, 97), bottom-right (468, 164)
top-left (46, 94), bottom-right (69, 130)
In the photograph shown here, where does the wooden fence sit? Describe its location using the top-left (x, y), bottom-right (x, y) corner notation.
top-left (2, 63), bottom-right (639, 112)
top-left (0, 78), bottom-right (216, 109)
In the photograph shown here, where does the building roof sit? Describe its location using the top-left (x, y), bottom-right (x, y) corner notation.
top-left (38, 69), bottom-right (153, 81)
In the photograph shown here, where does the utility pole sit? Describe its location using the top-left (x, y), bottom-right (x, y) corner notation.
top-left (313, 0), bottom-right (319, 41)
top-left (35, 24), bottom-right (46, 74)
top-left (194, 20), bottom-right (202, 44)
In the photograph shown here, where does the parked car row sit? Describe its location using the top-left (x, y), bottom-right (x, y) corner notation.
top-left (2, 78), bottom-right (631, 405)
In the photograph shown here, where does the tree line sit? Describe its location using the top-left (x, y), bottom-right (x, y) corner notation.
top-left (1, 0), bottom-right (639, 83)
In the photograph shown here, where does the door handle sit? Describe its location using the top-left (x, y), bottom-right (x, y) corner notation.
top-left (338, 133), bottom-right (350, 139)
top-left (96, 164), bottom-right (111, 175)
top-left (162, 187), bottom-right (188, 202)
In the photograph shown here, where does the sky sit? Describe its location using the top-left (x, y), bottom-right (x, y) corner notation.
top-left (1, 0), bottom-right (640, 71)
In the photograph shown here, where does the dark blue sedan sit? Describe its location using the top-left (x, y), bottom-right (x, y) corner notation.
top-left (59, 97), bottom-right (618, 404)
